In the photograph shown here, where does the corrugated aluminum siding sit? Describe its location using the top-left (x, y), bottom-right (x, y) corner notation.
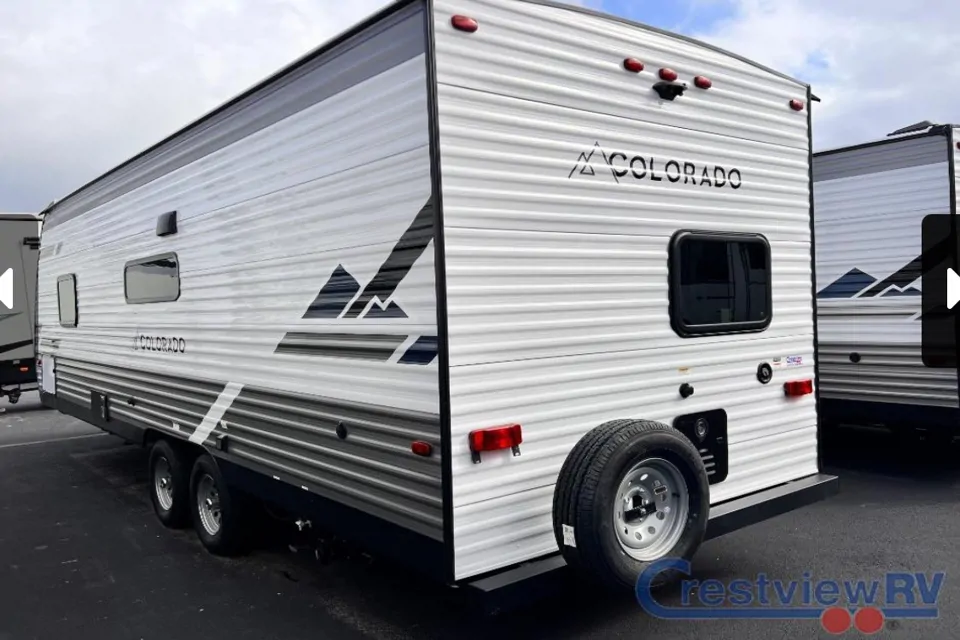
top-left (435, 0), bottom-right (816, 579)
top-left (38, 2), bottom-right (445, 540)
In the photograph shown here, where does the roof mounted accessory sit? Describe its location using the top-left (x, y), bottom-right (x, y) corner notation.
top-left (887, 120), bottom-right (937, 137)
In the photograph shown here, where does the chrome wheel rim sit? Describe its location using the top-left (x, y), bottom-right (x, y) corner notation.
top-left (197, 474), bottom-right (222, 536)
top-left (153, 456), bottom-right (175, 511)
top-left (613, 457), bottom-right (689, 562)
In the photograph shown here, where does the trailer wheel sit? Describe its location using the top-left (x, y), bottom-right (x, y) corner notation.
top-left (553, 420), bottom-right (709, 591)
top-left (149, 440), bottom-right (191, 528)
top-left (189, 455), bottom-right (247, 556)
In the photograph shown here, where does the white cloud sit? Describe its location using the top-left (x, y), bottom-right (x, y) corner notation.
top-left (0, 0), bottom-right (390, 211)
top-left (689, 0), bottom-right (960, 150)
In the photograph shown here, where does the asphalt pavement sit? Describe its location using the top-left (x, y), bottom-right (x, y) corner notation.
top-left (0, 393), bottom-right (957, 639)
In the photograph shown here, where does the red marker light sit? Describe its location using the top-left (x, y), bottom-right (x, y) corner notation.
top-left (411, 441), bottom-right (433, 457)
top-left (693, 76), bottom-right (712, 90)
top-left (451, 15), bottom-right (478, 33)
top-left (789, 99), bottom-right (805, 112)
top-left (623, 58), bottom-right (645, 73)
top-left (659, 68), bottom-right (678, 82)
top-left (784, 379), bottom-right (814, 397)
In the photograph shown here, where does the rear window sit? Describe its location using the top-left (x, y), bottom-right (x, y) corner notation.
top-left (124, 253), bottom-right (180, 304)
top-left (669, 231), bottom-right (771, 337)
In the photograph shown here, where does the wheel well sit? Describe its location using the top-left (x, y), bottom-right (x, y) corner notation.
top-left (143, 429), bottom-right (204, 462)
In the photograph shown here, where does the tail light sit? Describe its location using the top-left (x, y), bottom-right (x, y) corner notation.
top-left (469, 424), bottom-right (522, 463)
top-left (789, 99), bottom-right (805, 112)
top-left (784, 380), bottom-right (814, 397)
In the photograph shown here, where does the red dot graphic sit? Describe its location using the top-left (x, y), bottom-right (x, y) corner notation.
top-left (821, 607), bottom-right (852, 635)
top-left (855, 607), bottom-right (885, 635)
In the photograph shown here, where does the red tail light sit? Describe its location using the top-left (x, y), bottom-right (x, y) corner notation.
top-left (693, 76), bottom-right (712, 90)
top-left (469, 424), bottom-right (522, 454)
top-left (623, 58), bottom-right (645, 73)
top-left (411, 441), bottom-right (433, 457)
top-left (19, 366), bottom-right (28, 373)
top-left (451, 15), bottom-right (478, 33)
top-left (784, 380), bottom-right (814, 397)
top-left (789, 99), bottom-right (805, 112)
top-left (659, 68), bottom-right (679, 82)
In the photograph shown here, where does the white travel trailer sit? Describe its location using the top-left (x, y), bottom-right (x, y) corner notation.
top-left (0, 214), bottom-right (40, 404)
top-left (36, 0), bottom-right (836, 601)
top-left (814, 122), bottom-right (960, 440)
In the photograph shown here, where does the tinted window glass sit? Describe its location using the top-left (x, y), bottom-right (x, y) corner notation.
top-left (57, 274), bottom-right (77, 327)
top-left (125, 253), bottom-right (180, 304)
top-left (671, 233), bottom-right (771, 336)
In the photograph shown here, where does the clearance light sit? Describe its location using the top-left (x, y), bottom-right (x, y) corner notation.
top-left (659, 68), bottom-right (679, 82)
top-left (789, 99), bottom-right (805, 112)
top-left (784, 380), bottom-right (814, 397)
top-left (694, 76), bottom-right (712, 89)
top-left (469, 424), bottom-right (522, 463)
top-left (623, 58), bottom-right (645, 73)
top-left (451, 15), bottom-right (478, 32)
top-left (19, 366), bottom-right (28, 373)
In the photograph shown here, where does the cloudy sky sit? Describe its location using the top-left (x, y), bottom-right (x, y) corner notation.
top-left (1, 0), bottom-right (956, 212)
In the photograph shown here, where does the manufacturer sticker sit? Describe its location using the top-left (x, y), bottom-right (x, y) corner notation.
top-left (772, 357), bottom-right (784, 368)
top-left (786, 355), bottom-right (804, 367)
top-left (562, 524), bottom-right (576, 548)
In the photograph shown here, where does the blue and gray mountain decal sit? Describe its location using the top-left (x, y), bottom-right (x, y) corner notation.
top-left (818, 267), bottom-right (920, 299)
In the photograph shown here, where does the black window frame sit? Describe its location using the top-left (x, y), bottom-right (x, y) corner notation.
top-left (57, 274), bottom-right (78, 327)
top-left (669, 230), bottom-right (772, 338)
top-left (124, 252), bottom-right (181, 305)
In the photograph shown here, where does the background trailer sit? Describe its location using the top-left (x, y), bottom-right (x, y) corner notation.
top-left (814, 122), bottom-right (960, 439)
top-left (37, 0), bottom-right (837, 599)
top-left (0, 213), bottom-right (40, 404)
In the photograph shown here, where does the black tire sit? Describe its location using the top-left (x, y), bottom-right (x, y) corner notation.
top-left (189, 455), bottom-right (248, 556)
top-left (553, 420), bottom-right (710, 591)
top-left (149, 440), bottom-right (191, 528)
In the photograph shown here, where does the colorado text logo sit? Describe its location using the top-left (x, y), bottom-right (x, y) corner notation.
top-left (636, 558), bottom-right (944, 635)
top-left (569, 142), bottom-right (742, 189)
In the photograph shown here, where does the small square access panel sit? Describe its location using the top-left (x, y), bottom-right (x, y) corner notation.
top-left (156, 211), bottom-right (178, 237)
top-left (672, 409), bottom-right (728, 484)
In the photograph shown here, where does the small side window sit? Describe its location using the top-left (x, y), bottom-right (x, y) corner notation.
top-left (670, 231), bottom-right (771, 337)
top-left (57, 274), bottom-right (77, 327)
top-left (125, 253), bottom-right (180, 304)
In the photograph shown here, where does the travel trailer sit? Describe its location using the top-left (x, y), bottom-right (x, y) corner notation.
top-left (814, 122), bottom-right (959, 441)
top-left (36, 0), bottom-right (836, 601)
top-left (0, 214), bottom-right (40, 404)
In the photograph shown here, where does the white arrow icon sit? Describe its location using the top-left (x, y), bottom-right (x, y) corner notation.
top-left (949, 268), bottom-right (960, 310)
top-left (0, 269), bottom-right (11, 310)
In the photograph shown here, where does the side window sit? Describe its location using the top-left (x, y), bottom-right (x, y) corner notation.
top-left (125, 253), bottom-right (180, 304)
top-left (670, 231), bottom-right (771, 337)
top-left (57, 274), bottom-right (77, 327)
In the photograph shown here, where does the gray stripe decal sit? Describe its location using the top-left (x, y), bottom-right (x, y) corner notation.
top-left (275, 332), bottom-right (407, 361)
top-left (44, 4), bottom-right (426, 231)
top-left (189, 382), bottom-right (245, 445)
top-left (814, 134), bottom-right (947, 182)
top-left (52, 355), bottom-right (442, 539)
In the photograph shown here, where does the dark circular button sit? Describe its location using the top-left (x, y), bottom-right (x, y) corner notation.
top-left (679, 383), bottom-right (695, 399)
top-left (849, 352), bottom-right (861, 364)
top-left (757, 362), bottom-right (773, 384)
top-left (336, 422), bottom-right (348, 440)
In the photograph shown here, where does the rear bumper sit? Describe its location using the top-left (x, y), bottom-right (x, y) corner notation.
top-left (464, 472), bottom-right (839, 613)
top-left (704, 472), bottom-right (839, 541)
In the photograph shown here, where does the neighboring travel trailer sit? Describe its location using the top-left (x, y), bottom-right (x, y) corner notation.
top-left (0, 214), bottom-right (40, 405)
top-left (813, 122), bottom-right (959, 440)
top-left (36, 0), bottom-right (836, 599)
